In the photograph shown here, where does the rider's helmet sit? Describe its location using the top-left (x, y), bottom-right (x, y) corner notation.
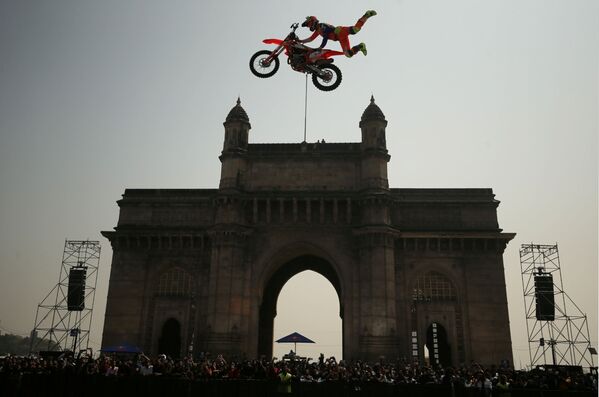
top-left (302, 16), bottom-right (319, 31)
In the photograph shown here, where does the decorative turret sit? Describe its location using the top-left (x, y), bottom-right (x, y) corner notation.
top-left (223, 97), bottom-right (251, 152)
top-left (219, 98), bottom-right (250, 190)
top-left (360, 95), bottom-right (388, 151)
top-left (359, 96), bottom-right (389, 191)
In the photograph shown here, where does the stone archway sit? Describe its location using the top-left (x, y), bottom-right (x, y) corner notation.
top-left (257, 255), bottom-right (343, 358)
top-left (102, 100), bottom-right (516, 366)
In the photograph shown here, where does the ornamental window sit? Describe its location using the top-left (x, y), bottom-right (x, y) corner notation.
top-left (157, 267), bottom-right (192, 297)
top-left (412, 271), bottom-right (456, 301)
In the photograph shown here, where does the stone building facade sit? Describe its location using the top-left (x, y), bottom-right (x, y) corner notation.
top-left (101, 98), bottom-right (515, 365)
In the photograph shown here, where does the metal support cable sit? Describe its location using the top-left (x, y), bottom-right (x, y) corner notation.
top-left (304, 73), bottom-right (308, 142)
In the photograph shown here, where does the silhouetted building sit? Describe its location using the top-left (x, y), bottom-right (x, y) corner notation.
top-left (101, 98), bottom-right (515, 365)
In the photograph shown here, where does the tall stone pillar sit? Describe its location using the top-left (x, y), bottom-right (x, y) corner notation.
top-left (204, 221), bottom-right (251, 356)
top-left (354, 226), bottom-right (400, 360)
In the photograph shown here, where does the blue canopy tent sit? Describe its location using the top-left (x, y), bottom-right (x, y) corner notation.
top-left (275, 332), bottom-right (315, 355)
top-left (100, 344), bottom-right (142, 354)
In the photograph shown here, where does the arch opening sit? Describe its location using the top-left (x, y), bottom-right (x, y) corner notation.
top-left (273, 270), bottom-right (342, 360)
top-left (158, 318), bottom-right (181, 358)
top-left (425, 322), bottom-right (451, 368)
top-left (258, 255), bottom-right (343, 359)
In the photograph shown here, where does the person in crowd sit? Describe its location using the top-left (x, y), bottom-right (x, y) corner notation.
top-left (1, 352), bottom-right (597, 396)
top-left (277, 365), bottom-right (293, 394)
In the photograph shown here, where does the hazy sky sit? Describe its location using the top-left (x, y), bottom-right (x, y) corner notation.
top-left (0, 1), bottom-right (596, 368)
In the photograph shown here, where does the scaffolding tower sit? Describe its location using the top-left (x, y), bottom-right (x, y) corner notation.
top-left (30, 240), bottom-right (101, 353)
top-left (520, 243), bottom-right (595, 369)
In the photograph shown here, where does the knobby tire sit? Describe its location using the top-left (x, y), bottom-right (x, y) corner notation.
top-left (312, 64), bottom-right (342, 92)
top-left (249, 50), bottom-right (280, 78)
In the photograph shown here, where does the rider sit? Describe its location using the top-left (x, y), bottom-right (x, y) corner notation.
top-left (300, 10), bottom-right (377, 57)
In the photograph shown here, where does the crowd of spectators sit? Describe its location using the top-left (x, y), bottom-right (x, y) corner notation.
top-left (1, 351), bottom-right (597, 395)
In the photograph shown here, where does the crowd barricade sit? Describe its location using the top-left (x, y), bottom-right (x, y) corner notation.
top-left (0, 374), bottom-right (596, 397)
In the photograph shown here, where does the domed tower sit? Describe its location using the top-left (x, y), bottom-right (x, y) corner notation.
top-left (359, 96), bottom-right (390, 191)
top-left (355, 97), bottom-right (398, 359)
top-left (208, 99), bottom-right (253, 357)
top-left (219, 98), bottom-right (251, 190)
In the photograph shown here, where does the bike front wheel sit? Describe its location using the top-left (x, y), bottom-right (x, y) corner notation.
top-left (312, 64), bottom-right (342, 91)
top-left (249, 50), bottom-right (280, 78)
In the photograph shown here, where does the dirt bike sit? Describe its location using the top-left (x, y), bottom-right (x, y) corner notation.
top-left (249, 23), bottom-right (345, 92)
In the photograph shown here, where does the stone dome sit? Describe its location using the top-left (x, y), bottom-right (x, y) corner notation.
top-left (225, 97), bottom-right (249, 123)
top-left (361, 95), bottom-right (386, 122)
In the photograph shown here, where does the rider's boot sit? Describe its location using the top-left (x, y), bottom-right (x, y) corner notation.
top-left (347, 43), bottom-right (367, 57)
top-left (351, 10), bottom-right (376, 35)
top-left (359, 43), bottom-right (367, 56)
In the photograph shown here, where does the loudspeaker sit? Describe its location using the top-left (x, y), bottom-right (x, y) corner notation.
top-left (67, 268), bottom-right (86, 311)
top-left (534, 274), bottom-right (555, 321)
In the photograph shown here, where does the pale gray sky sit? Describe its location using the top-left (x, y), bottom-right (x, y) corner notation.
top-left (0, 1), bottom-right (597, 368)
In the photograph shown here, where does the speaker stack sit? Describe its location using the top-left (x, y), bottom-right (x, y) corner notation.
top-left (534, 273), bottom-right (555, 321)
top-left (67, 267), bottom-right (87, 311)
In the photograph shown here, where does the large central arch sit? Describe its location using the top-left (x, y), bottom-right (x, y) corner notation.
top-left (257, 255), bottom-right (343, 357)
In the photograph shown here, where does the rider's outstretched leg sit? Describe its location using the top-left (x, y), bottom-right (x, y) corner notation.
top-left (345, 43), bottom-right (366, 57)
top-left (350, 10), bottom-right (377, 34)
top-left (337, 18), bottom-right (371, 57)
top-left (336, 28), bottom-right (353, 57)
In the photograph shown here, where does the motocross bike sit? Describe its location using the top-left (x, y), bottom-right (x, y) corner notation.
top-left (249, 23), bottom-right (345, 92)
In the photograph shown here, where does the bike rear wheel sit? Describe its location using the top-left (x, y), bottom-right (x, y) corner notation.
top-left (312, 64), bottom-right (342, 91)
top-left (250, 50), bottom-right (280, 78)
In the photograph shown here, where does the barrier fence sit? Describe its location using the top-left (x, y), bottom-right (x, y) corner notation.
top-left (0, 374), bottom-right (596, 397)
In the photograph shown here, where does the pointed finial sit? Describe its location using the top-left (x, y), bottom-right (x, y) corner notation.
top-left (370, 95), bottom-right (375, 104)
top-left (236, 96), bottom-right (241, 106)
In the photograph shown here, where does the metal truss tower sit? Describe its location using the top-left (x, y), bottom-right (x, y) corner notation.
top-left (30, 240), bottom-right (101, 353)
top-left (520, 243), bottom-right (595, 368)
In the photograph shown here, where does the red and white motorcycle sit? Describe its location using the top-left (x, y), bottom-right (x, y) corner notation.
top-left (249, 23), bottom-right (345, 92)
